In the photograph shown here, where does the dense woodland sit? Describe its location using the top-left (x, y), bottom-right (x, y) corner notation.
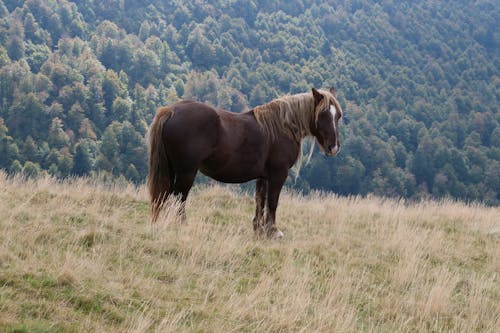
top-left (0, 0), bottom-right (498, 204)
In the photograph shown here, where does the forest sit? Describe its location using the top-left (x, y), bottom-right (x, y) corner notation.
top-left (0, 0), bottom-right (498, 204)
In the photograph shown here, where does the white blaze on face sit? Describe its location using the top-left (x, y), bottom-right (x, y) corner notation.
top-left (329, 104), bottom-right (340, 155)
top-left (329, 105), bottom-right (336, 131)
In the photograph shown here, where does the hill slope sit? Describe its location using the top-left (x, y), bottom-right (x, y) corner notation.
top-left (0, 174), bottom-right (498, 332)
top-left (0, 0), bottom-right (498, 203)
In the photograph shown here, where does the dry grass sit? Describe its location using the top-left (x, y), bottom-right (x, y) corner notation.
top-left (0, 172), bottom-right (498, 333)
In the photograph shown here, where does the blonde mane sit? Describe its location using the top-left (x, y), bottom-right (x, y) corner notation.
top-left (252, 90), bottom-right (338, 178)
top-left (253, 93), bottom-right (313, 142)
top-left (252, 90), bottom-right (337, 142)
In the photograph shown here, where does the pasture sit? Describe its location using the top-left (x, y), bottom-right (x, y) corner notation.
top-left (0, 173), bottom-right (498, 332)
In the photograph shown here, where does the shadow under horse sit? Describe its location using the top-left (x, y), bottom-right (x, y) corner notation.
top-left (148, 87), bottom-right (343, 238)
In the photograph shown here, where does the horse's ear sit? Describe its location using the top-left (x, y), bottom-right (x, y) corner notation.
top-left (312, 87), bottom-right (323, 105)
top-left (329, 86), bottom-right (336, 97)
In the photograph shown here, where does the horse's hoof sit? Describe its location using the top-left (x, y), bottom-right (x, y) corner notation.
top-left (273, 230), bottom-right (285, 239)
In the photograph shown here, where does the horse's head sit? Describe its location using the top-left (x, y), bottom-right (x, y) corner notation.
top-left (311, 87), bottom-right (343, 157)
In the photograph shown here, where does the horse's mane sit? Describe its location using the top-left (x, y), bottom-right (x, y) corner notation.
top-left (252, 90), bottom-right (335, 142)
top-left (252, 90), bottom-right (337, 178)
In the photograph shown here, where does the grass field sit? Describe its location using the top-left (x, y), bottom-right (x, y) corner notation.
top-left (0, 173), bottom-right (499, 332)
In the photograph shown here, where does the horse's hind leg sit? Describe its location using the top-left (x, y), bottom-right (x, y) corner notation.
top-left (253, 179), bottom-right (267, 234)
top-left (173, 170), bottom-right (198, 221)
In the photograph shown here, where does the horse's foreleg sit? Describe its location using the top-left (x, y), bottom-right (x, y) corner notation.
top-left (173, 170), bottom-right (197, 222)
top-left (253, 179), bottom-right (267, 234)
top-left (264, 172), bottom-right (287, 239)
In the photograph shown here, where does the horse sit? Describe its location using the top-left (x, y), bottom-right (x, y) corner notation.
top-left (148, 87), bottom-right (343, 238)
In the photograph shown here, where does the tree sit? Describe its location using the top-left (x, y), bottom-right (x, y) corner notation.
top-left (111, 97), bottom-right (132, 122)
top-left (24, 13), bottom-right (42, 43)
top-left (186, 27), bottom-right (217, 69)
top-left (48, 117), bottom-right (69, 148)
top-left (97, 123), bottom-right (121, 174)
top-left (72, 141), bottom-right (92, 176)
top-left (0, 117), bottom-right (19, 168)
top-left (22, 161), bottom-right (41, 179)
top-left (7, 20), bottom-right (24, 61)
top-left (78, 118), bottom-right (97, 140)
top-left (138, 20), bottom-right (151, 41)
top-left (130, 48), bottom-right (160, 86)
top-left (7, 93), bottom-right (47, 141)
top-left (46, 62), bottom-right (81, 89)
top-left (9, 160), bottom-right (22, 174)
top-left (102, 69), bottom-right (124, 114)
top-left (125, 163), bottom-right (140, 183)
top-left (410, 130), bottom-right (436, 190)
top-left (174, 79), bottom-right (184, 98)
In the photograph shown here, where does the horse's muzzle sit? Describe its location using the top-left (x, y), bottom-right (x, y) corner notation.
top-left (326, 144), bottom-right (340, 156)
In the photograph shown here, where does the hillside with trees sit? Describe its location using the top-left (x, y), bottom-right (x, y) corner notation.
top-left (0, 0), bottom-right (498, 203)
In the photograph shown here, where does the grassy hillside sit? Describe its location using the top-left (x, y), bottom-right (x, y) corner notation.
top-left (0, 173), bottom-right (499, 332)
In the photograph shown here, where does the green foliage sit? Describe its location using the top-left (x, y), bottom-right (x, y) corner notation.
top-left (0, 0), bottom-right (498, 203)
top-left (72, 141), bottom-right (92, 176)
top-left (22, 160), bottom-right (41, 179)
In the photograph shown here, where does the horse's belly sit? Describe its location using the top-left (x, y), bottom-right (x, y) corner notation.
top-left (200, 155), bottom-right (265, 183)
top-left (200, 170), bottom-right (257, 183)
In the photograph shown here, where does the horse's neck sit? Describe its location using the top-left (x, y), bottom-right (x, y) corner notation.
top-left (252, 93), bottom-right (315, 143)
top-left (283, 95), bottom-right (315, 140)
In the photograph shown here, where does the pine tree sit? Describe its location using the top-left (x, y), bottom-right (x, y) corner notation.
top-left (72, 141), bottom-right (92, 176)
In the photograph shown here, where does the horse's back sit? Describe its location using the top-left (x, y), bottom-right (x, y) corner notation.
top-left (162, 100), bottom-right (221, 170)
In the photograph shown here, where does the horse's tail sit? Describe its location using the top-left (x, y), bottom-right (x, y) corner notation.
top-left (148, 107), bottom-right (174, 223)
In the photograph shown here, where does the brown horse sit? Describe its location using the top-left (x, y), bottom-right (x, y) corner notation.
top-left (148, 87), bottom-right (343, 238)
